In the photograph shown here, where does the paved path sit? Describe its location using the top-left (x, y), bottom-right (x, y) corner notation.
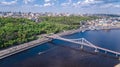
top-left (0, 38), bottom-right (51, 59)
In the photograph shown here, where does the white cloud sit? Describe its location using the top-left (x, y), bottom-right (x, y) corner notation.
top-left (43, 3), bottom-right (54, 7)
top-left (72, 1), bottom-right (81, 7)
top-left (0, 0), bottom-right (18, 5)
top-left (34, 4), bottom-right (43, 7)
top-left (103, 4), bottom-right (110, 8)
top-left (72, 0), bottom-right (104, 8)
top-left (44, 0), bottom-right (50, 2)
top-left (83, 0), bottom-right (103, 5)
top-left (114, 5), bottom-right (120, 8)
top-left (61, 3), bottom-right (69, 7)
top-left (43, 0), bottom-right (55, 7)
top-left (84, 0), bottom-right (95, 4)
top-left (100, 4), bottom-right (120, 8)
top-left (23, 0), bottom-right (34, 4)
top-left (61, 0), bottom-right (72, 7)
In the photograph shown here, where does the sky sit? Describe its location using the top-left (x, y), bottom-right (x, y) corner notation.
top-left (0, 0), bottom-right (120, 14)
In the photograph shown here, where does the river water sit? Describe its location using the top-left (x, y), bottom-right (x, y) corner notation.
top-left (0, 29), bottom-right (120, 67)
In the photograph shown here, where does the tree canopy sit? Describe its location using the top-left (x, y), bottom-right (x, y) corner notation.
top-left (0, 16), bottom-right (98, 49)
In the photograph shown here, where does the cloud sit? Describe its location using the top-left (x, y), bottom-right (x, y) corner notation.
top-left (44, 0), bottom-right (50, 2)
top-left (83, 0), bottom-right (103, 4)
top-left (101, 0), bottom-right (120, 3)
top-left (72, 0), bottom-right (119, 8)
top-left (72, 1), bottom-right (81, 7)
top-left (23, 0), bottom-right (34, 4)
top-left (0, 0), bottom-right (18, 5)
top-left (43, 3), bottom-right (54, 7)
top-left (61, 0), bottom-right (72, 7)
top-left (43, 0), bottom-right (55, 7)
top-left (114, 5), bottom-right (120, 8)
top-left (33, 0), bottom-right (55, 7)
top-left (0, 0), bottom-right (120, 14)
top-left (61, 3), bottom-right (69, 7)
top-left (34, 4), bottom-right (43, 7)
top-left (100, 3), bottom-right (120, 8)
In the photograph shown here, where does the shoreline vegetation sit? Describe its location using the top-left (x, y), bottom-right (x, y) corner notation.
top-left (0, 28), bottom-right (80, 59)
top-left (0, 16), bottom-right (97, 49)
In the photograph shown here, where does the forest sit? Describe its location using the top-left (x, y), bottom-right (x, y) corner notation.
top-left (0, 16), bottom-right (98, 49)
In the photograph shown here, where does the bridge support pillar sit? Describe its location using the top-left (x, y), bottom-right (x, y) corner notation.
top-left (104, 51), bottom-right (107, 54)
top-left (115, 54), bottom-right (118, 57)
top-left (80, 45), bottom-right (84, 50)
top-left (94, 48), bottom-right (99, 53)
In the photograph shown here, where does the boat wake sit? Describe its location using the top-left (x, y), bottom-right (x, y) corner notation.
top-left (38, 46), bottom-right (58, 55)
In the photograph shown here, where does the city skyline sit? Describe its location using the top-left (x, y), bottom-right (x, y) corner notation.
top-left (0, 0), bottom-right (120, 14)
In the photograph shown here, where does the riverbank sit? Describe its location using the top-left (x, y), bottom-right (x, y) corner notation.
top-left (0, 28), bottom-right (81, 60)
top-left (0, 37), bottom-right (51, 59)
top-left (0, 25), bottom-right (120, 60)
top-left (86, 25), bottom-right (120, 31)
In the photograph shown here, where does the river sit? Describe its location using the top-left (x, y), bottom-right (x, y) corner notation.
top-left (0, 29), bottom-right (120, 67)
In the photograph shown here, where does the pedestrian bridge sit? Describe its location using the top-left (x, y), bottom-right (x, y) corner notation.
top-left (47, 35), bottom-right (120, 59)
